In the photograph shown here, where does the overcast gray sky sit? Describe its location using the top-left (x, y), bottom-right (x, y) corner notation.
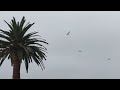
top-left (0, 11), bottom-right (120, 79)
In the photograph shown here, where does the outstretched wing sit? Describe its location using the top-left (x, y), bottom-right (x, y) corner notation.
top-left (67, 31), bottom-right (70, 35)
top-left (78, 50), bottom-right (82, 52)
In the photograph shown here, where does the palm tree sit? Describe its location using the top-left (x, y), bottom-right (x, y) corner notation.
top-left (0, 16), bottom-right (48, 79)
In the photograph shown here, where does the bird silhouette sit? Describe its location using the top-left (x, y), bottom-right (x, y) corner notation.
top-left (67, 31), bottom-right (70, 35)
top-left (78, 50), bottom-right (82, 52)
top-left (107, 58), bottom-right (111, 60)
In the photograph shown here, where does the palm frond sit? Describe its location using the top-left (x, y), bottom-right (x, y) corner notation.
top-left (0, 33), bottom-right (11, 41)
top-left (0, 16), bottom-right (48, 72)
top-left (22, 32), bottom-right (38, 40)
top-left (20, 16), bottom-right (26, 30)
top-left (22, 23), bottom-right (35, 37)
top-left (4, 20), bottom-right (14, 31)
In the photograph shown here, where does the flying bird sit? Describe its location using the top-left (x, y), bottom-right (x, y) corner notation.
top-left (78, 50), bottom-right (82, 52)
top-left (107, 58), bottom-right (111, 60)
top-left (67, 31), bottom-right (70, 35)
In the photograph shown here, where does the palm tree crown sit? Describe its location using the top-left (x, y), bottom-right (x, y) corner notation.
top-left (0, 16), bottom-right (48, 73)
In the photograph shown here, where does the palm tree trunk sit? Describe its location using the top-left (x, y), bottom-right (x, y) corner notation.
top-left (12, 51), bottom-right (21, 79)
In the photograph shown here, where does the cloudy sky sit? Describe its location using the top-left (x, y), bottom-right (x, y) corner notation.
top-left (0, 11), bottom-right (120, 79)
